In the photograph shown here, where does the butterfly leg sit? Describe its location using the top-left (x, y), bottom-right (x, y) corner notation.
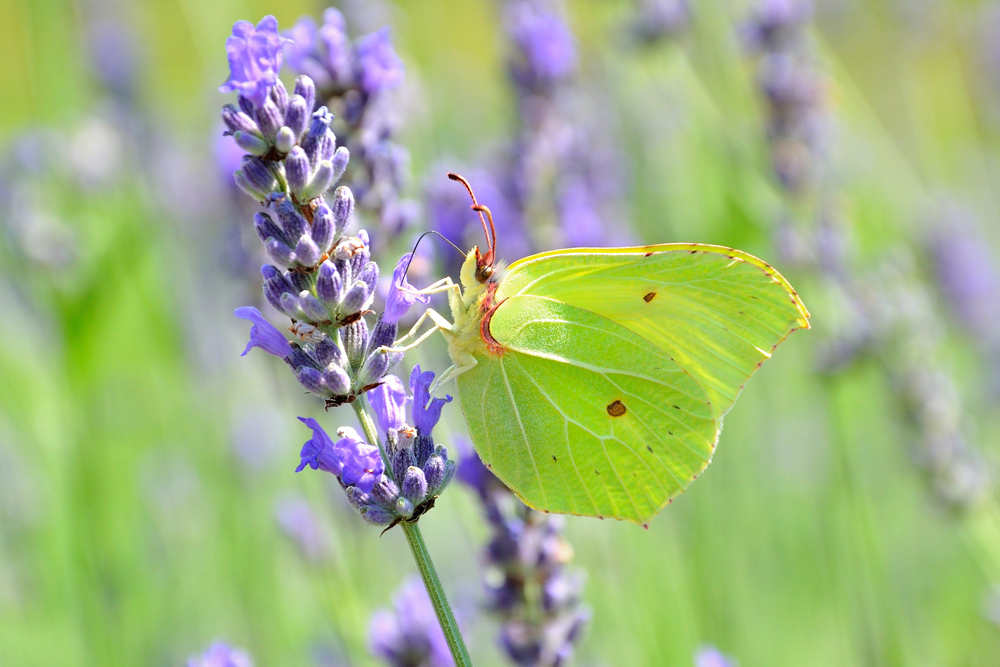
top-left (427, 353), bottom-right (477, 396)
top-left (379, 308), bottom-right (455, 355)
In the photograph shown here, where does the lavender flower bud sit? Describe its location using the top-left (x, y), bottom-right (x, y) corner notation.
top-left (347, 486), bottom-right (371, 510)
top-left (422, 454), bottom-right (449, 495)
top-left (371, 477), bottom-right (401, 510)
top-left (316, 260), bottom-right (343, 305)
top-left (293, 75), bottom-right (316, 118)
top-left (402, 466), bottom-right (428, 505)
top-left (284, 146), bottom-right (310, 194)
top-left (331, 146), bottom-right (350, 182)
top-left (392, 446), bottom-right (417, 484)
top-left (299, 159), bottom-right (334, 202)
top-left (311, 201), bottom-right (335, 252)
top-left (274, 126), bottom-right (296, 154)
top-left (270, 195), bottom-right (308, 239)
top-left (221, 104), bottom-right (261, 136)
top-left (232, 129), bottom-right (270, 156)
top-left (284, 94), bottom-right (309, 140)
top-left (367, 314), bottom-right (397, 356)
top-left (256, 96), bottom-right (283, 142)
top-left (343, 319), bottom-right (369, 371)
top-left (360, 505), bottom-right (396, 526)
top-left (238, 94), bottom-right (254, 116)
top-left (341, 280), bottom-right (370, 314)
top-left (254, 211), bottom-right (285, 245)
top-left (269, 78), bottom-right (289, 113)
top-left (295, 366), bottom-right (327, 394)
top-left (241, 156), bottom-right (278, 195)
top-left (298, 290), bottom-right (327, 321)
top-left (332, 186), bottom-right (354, 234)
top-left (395, 497), bottom-right (414, 518)
top-left (321, 365), bottom-right (352, 395)
top-left (314, 336), bottom-right (346, 368)
top-left (234, 169), bottom-right (269, 201)
top-left (280, 292), bottom-right (307, 319)
top-left (264, 237), bottom-right (296, 267)
top-left (358, 261), bottom-right (379, 294)
top-left (302, 107), bottom-right (335, 164)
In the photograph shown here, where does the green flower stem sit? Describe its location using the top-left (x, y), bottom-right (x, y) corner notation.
top-left (351, 396), bottom-right (473, 667)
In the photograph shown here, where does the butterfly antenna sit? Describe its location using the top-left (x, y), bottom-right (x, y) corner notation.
top-left (447, 173), bottom-right (496, 262)
top-left (402, 230), bottom-right (466, 277)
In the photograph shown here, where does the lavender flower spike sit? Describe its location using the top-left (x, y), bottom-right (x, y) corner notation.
top-left (186, 641), bottom-right (253, 667)
top-left (234, 306), bottom-right (291, 358)
top-left (218, 16), bottom-right (286, 109)
top-left (385, 253), bottom-right (430, 324)
top-left (368, 373), bottom-right (411, 433)
top-left (410, 365), bottom-right (452, 437)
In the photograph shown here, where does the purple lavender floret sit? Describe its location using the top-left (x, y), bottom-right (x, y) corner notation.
top-left (295, 418), bottom-right (383, 493)
top-left (219, 16), bottom-right (286, 109)
top-left (369, 373), bottom-right (411, 433)
top-left (410, 364), bottom-right (451, 437)
top-left (369, 577), bottom-right (454, 667)
top-left (186, 641), bottom-right (253, 667)
top-left (629, 0), bottom-right (691, 44)
top-left (385, 253), bottom-right (430, 325)
top-left (235, 306), bottom-right (291, 358)
top-left (741, 0), bottom-right (812, 53)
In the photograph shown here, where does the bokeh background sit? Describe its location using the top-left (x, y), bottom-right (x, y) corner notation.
top-left (2, 0), bottom-right (1000, 665)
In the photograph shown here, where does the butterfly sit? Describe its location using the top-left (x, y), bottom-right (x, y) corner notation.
top-left (397, 174), bottom-right (810, 526)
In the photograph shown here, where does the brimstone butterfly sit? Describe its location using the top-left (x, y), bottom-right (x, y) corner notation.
top-left (401, 175), bottom-right (810, 526)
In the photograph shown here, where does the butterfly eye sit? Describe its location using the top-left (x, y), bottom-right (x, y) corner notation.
top-left (475, 265), bottom-right (493, 283)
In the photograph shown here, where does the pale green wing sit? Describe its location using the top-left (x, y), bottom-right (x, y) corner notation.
top-left (496, 244), bottom-right (810, 419)
top-left (456, 295), bottom-right (717, 525)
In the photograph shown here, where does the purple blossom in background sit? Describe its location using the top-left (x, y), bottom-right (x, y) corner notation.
top-left (927, 218), bottom-right (1000, 345)
top-left (695, 646), bottom-right (737, 667)
top-left (457, 442), bottom-right (589, 666)
top-left (370, 576), bottom-right (454, 667)
top-left (409, 365), bottom-right (451, 437)
top-left (385, 253), bottom-right (430, 325)
top-left (629, 0), bottom-right (691, 44)
top-left (219, 16), bottom-right (286, 109)
top-left (369, 373), bottom-right (411, 432)
top-left (187, 641), bottom-right (253, 667)
top-left (274, 493), bottom-right (334, 564)
top-left (355, 27), bottom-right (406, 95)
top-left (235, 306), bottom-right (291, 358)
top-left (506, 0), bottom-right (577, 90)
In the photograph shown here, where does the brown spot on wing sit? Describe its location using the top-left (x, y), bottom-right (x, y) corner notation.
top-left (643, 291), bottom-right (656, 303)
top-left (606, 400), bottom-right (627, 417)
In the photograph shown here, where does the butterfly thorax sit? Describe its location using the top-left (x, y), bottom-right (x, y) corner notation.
top-left (446, 249), bottom-right (502, 364)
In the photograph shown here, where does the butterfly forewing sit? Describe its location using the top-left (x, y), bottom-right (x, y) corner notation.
top-left (497, 244), bottom-right (811, 419)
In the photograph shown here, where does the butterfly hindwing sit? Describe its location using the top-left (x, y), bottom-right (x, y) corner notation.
top-left (457, 294), bottom-right (718, 524)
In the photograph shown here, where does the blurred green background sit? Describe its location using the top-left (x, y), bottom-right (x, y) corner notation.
top-left (2, 0), bottom-right (1000, 665)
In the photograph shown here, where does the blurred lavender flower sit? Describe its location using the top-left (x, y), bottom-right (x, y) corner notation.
top-left (695, 646), bottom-right (738, 667)
top-left (274, 492), bottom-right (335, 564)
top-left (505, 0), bottom-right (577, 91)
top-left (370, 576), bottom-right (454, 667)
top-left (427, 0), bottom-right (628, 273)
top-left (457, 442), bottom-right (589, 666)
top-left (187, 641), bottom-right (253, 667)
top-left (741, 0), bottom-right (812, 53)
top-left (628, 0), bottom-right (691, 44)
